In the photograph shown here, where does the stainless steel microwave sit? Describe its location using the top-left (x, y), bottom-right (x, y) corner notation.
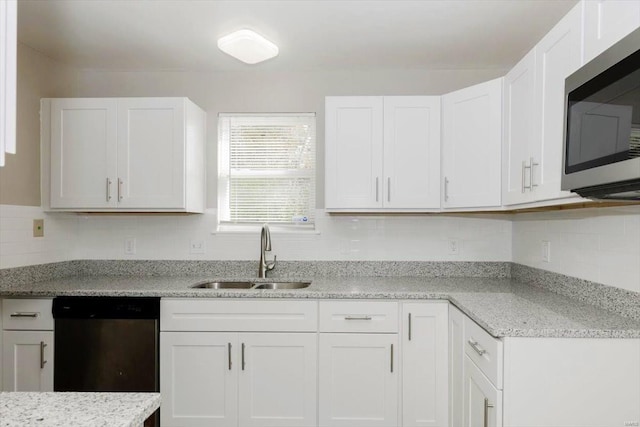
top-left (562, 26), bottom-right (640, 200)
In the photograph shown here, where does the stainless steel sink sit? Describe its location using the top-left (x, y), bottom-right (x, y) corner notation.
top-left (191, 280), bottom-right (311, 290)
top-left (253, 282), bottom-right (311, 290)
top-left (191, 281), bottom-right (254, 289)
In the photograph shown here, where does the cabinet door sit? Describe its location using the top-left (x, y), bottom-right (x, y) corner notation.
top-left (239, 333), bottom-right (317, 427)
top-left (0, 0), bottom-right (17, 166)
top-left (325, 96), bottom-right (384, 209)
top-left (449, 306), bottom-right (466, 427)
top-left (2, 331), bottom-right (53, 391)
top-left (402, 303), bottom-right (448, 427)
top-left (50, 98), bottom-right (118, 208)
top-left (584, 0), bottom-right (640, 63)
top-left (319, 333), bottom-right (398, 427)
top-left (442, 78), bottom-right (502, 209)
top-left (160, 332), bottom-right (237, 427)
top-left (463, 356), bottom-right (502, 427)
top-left (383, 97), bottom-right (441, 208)
top-left (502, 50), bottom-right (536, 206)
top-left (533, 3), bottom-right (583, 202)
top-left (117, 98), bottom-right (186, 209)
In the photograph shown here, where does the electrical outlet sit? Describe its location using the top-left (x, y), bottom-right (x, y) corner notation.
top-left (447, 239), bottom-right (460, 255)
top-left (190, 240), bottom-right (206, 254)
top-left (542, 240), bottom-right (551, 263)
top-left (33, 219), bottom-right (44, 237)
top-left (125, 238), bottom-right (136, 255)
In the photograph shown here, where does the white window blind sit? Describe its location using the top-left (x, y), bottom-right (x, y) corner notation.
top-left (218, 113), bottom-right (316, 228)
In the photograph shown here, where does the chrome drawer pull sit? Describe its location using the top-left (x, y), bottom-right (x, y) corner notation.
top-left (468, 339), bottom-right (487, 356)
top-left (40, 341), bottom-right (47, 369)
top-left (10, 312), bottom-right (39, 318)
top-left (228, 343), bottom-right (232, 371)
top-left (344, 316), bottom-right (372, 321)
top-left (484, 398), bottom-right (494, 427)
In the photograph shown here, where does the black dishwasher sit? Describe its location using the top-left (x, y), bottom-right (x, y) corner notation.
top-left (53, 296), bottom-right (160, 426)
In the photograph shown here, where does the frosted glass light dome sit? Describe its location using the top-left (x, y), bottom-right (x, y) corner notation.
top-left (217, 29), bottom-right (279, 64)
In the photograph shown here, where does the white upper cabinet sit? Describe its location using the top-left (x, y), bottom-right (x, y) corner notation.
top-left (46, 97), bottom-right (206, 212)
top-left (583, 0), bottom-right (640, 64)
top-left (50, 98), bottom-right (119, 209)
top-left (503, 3), bottom-right (583, 206)
top-left (533, 3), bottom-right (584, 202)
top-left (382, 97), bottom-right (441, 209)
top-left (325, 96), bottom-right (440, 210)
top-left (503, 49), bottom-right (536, 206)
top-left (325, 96), bottom-right (384, 209)
top-left (442, 78), bottom-right (503, 209)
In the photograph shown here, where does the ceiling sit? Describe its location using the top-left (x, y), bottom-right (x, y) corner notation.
top-left (18, 0), bottom-right (578, 72)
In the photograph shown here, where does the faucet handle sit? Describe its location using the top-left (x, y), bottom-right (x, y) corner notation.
top-left (267, 255), bottom-right (277, 271)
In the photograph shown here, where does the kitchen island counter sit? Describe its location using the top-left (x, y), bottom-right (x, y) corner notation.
top-left (0, 392), bottom-right (160, 427)
top-left (1, 274), bottom-right (639, 339)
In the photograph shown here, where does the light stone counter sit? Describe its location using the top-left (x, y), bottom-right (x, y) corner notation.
top-left (0, 392), bottom-right (160, 427)
top-left (1, 274), bottom-right (639, 339)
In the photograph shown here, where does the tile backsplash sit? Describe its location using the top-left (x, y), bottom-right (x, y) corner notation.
top-left (0, 205), bottom-right (77, 268)
top-left (0, 206), bottom-right (511, 267)
top-left (2, 203), bottom-right (639, 296)
top-left (512, 206), bottom-right (640, 293)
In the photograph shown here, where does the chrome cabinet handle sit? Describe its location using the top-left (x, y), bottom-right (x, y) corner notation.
top-left (390, 344), bottom-right (394, 373)
top-left (241, 343), bottom-right (246, 371)
top-left (387, 177), bottom-right (391, 202)
top-left (10, 312), bottom-right (38, 318)
top-left (444, 177), bottom-right (449, 202)
top-left (523, 160), bottom-right (532, 191)
top-left (408, 313), bottom-right (412, 341)
top-left (228, 343), bottom-right (232, 370)
top-left (484, 398), bottom-right (494, 427)
top-left (468, 339), bottom-right (487, 356)
top-left (106, 178), bottom-right (112, 201)
top-left (40, 341), bottom-right (47, 369)
top-left (530, 157), bottom-right (539, 189)
top-left (344, 316), bottom-right (372, 321)
top-left (117, 178), bottom-right (123, 201)
top-left (375, 177), bottom-right (379, 202)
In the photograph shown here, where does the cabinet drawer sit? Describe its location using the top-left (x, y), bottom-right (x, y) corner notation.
top-left (161, 299), bottom-right (318, 332)
top-left (464, 316), bottom-right (503, 388)
top-left (319, 301), bottom-right (398, 333)
top-left (2, 299), bottom-right (54, 331)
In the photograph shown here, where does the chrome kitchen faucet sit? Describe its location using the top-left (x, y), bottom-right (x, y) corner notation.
top-left (258, 224), bottom-right (277, 278)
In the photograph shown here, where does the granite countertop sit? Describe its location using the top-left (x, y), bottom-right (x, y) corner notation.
top-left (0, 392), bottom-right (160, 427)
top-left (2, 275), bottom-right (639, 339)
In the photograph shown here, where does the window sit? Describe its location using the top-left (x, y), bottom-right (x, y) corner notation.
top-left (218, 113), bottom-right (316, 230)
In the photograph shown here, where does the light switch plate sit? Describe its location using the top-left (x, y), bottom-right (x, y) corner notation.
top-left (125, 237), bottom-right (136, 255)
top-left (542, 240), bottom-right (551, 263)
top-left (33, 219), bottom-right (44, 237)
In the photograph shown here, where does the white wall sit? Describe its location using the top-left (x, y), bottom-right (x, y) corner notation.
top-left (72, 67), bottom-right (505, 208)
top-left (512, 206), bottom-right (640, 293)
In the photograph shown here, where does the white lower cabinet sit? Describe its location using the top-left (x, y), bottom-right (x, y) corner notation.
top-left (2, 298), bottom-right (54, 392)
top-left (402, 303), bottom-right (448, 427)
top-left (450, 306), bottom-right (640, 427)
top-left (160, 332), bottom-right (238, 427)
top-left (160, 299), bottom-right (318, 427)
top-left (319, 333), bottom-right (398, 427)
top-left (2, 330), bottom-right (54, 392)
top-left (464, 356), bottom-right (502, 427)
top-left (239, 333), bottom-right (317, 427)
top-left (161, 331), bottom-right (317, 427)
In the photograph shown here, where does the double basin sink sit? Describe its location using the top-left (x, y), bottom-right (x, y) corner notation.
top-left (191, 281), bottom-right (311, 290)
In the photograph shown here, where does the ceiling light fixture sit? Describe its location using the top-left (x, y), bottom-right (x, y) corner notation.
top-left (217, 29), bottom-right (279, 65)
